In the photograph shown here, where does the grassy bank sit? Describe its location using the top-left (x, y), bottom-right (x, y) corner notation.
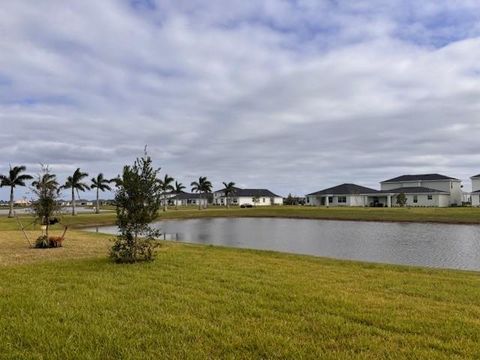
top-left (0, 230), bottom-right (479, 359)
top-left (3, 206), bottom-right (480, 232)
top-left (153, 206), bottom-right (480, 224)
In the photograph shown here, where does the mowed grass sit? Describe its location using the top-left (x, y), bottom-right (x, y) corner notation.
top-left (0, 230), bottom-right (479, 359)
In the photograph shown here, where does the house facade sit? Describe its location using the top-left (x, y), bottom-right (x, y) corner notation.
top-left (306, 183), bottom-right (382, 207)
top-left (380, 174), bottom-right (462, 207)
top-left (170, 192), bottom-right (209, 207)
top-left (213, 187), bottom-right (283, 206)
top-left (471, 174), bottom-right (480, 206)
top-left (306, 174), bottom-right (462, 208)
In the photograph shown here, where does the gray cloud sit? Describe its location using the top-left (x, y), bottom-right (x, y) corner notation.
top-left (1, 0), bottom-right (480, 201)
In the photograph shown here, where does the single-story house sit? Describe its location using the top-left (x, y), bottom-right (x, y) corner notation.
top-left (213, 187), bottom-right (283, 206)
top-left (170, 192), bottom-right (209, 207)
top-left (306, 183), bottom-right (381, 207)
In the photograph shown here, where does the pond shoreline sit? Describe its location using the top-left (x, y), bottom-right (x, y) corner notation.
top-left (74, 213), bottom-right (480, 229)
top-left (84, 217), bottom-right (480, 271)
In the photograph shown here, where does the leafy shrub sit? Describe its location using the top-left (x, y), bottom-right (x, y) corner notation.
top-left (110, 153), bottom-right (163, 263)
top-left (34, 235), bottom-right (50, 249)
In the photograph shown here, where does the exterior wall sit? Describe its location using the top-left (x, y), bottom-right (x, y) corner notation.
top-left (347, 195), bottom-right (367, 206)
top-left (421, 180), bottom-right (462, 205)
top-left (381, 179), bottom-right (462, 206)
top-left (392, 194), bottom-right (448, 207)
top-left (472, 178), bottom-right (480, 192)
top-left (380, 181), bottom-right (421, 191)
top-left (472, 194), bottom-right (480, 207)
top-left (272, 197), bottom-right (284, 205)
top-left (214, 193), bottom-right (283, 206)
top-left (306, 195), bottom-right (368, 207)
top-left (172, 198), bottom-right (208, 206)
top-left (306, 195), bottom-right (321, 206)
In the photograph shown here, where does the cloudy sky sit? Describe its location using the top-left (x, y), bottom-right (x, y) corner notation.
top-left (1, 0), bottom-right (480, 200)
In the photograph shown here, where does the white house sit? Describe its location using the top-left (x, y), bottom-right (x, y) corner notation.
top-left (306, 183), bottom-right (382, 207)
top-left (380, 173), bottom-right (462, 207)
top-left (306, 174), bottom-right (462, 208)
top-left (213, 187), bottom-right (283, 206)
top-left (170, 192), bottom-right (209, 207)
top-left (471, 174), bottom-right (480, 206)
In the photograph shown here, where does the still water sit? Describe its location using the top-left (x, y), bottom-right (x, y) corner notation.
top-left (86, 218), bottom-right (480, 271)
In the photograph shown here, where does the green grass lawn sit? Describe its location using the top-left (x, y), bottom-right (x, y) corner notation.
top-left (1, 209), bottom-right (480, 358)
top-left (152, 205), bottom-right (480, 224)
top-left (0, 228), bottom-right (479, 359)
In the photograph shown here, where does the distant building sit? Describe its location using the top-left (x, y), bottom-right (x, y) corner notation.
top-left (170, 192), bottom-right (209, 207)
top-left (213, 187), bottom-right (283, 206)
top-left (306, 174), bottom-right (462, 208)
top-left (380, 174), bottom-right (462, 207)
top-left (306, 183), bottom-right (380, 207)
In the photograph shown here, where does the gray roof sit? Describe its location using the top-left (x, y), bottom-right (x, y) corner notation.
top-left (215, 187), bottom-right (280, 197)
top-left (382, 173), bottom-right (459, 183)
top-left (307, 183), bottom-right (379, 196)
top-left (471, 190), bottom-right (480, 194)
top-left (380, 186), bottom-right (449, 194)
top-left (171, 192), bottom-right (205, 200)
top-left (471, 174), bottom-right (480, 179)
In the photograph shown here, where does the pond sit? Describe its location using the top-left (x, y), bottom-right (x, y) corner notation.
top-left (85, 218), bottom-right (480, 271)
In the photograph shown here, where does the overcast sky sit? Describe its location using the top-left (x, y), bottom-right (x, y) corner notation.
top-left (1, 1), bottom-right (480, 200)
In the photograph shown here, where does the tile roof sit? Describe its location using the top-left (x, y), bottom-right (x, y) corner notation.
top-left (382, 173), bottom-right (459, 183)
top-left (307, 183), bottom-right (379, 196)
top-left (380, 187), bottom-right (449, 194)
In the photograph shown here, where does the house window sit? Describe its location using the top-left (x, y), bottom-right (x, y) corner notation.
top-left (413, 195), bottom-right (418, 203)
top-left (338, 196), bottom-right (347, 203)
top-left (262, 198), bottom-right (266, 203)
top-left (428, 195), bottom-right (433, 200)
top-left (328, 196), bottom-right (333, 203)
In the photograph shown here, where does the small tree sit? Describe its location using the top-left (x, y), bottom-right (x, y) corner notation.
top-left (110, 154), bottom-right (162, 263)
top-left (252, 195), bottom-right (260, 207)
top-left (284, 193), bottom-right (295, 205)
top-left (31, 166), bottom-right (61, 247)
top-left (396, 192), bottom-right (407, 207)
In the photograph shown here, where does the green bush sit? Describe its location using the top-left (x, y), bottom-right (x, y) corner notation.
top-left (110, 153), bottom-right (163, 263)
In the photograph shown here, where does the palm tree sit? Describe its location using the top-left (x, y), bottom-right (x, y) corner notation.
top-left (32, 172), bottom-right (59, 192)
top-left (222, 181), bottom-right (236, 208)
top-left (0, 165), bottom-right (33, 218)
top-left (191, 176), bottom-right (212, 210)
top-left (91, 173), bottom-right (113, 214)
top-left (62, 168), bottom-right (90, 216)
top-left (174, 181), bottom-right (186, 209)
top-left (158, 174), bottom-right (175, 211)
top-left (174, 181), bottom-right (186, 194)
